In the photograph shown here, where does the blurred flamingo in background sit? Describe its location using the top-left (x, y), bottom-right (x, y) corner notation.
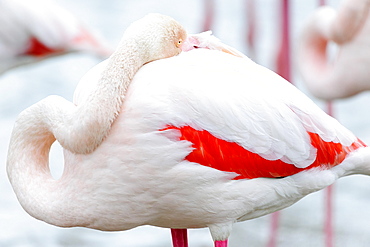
top-left (298, 0), bottom-right (370, 245)
top-left (0, 0), bottom-right (111, 74)
top-left (297, 0), bottom-right (370, 100)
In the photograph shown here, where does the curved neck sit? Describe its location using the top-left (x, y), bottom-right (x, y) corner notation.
top-left (6, 108), bottom-right (89, 227)
top-left (6, 39), bottom-right (150, 227)
top-left (56, 40), bottom-right (147, 154)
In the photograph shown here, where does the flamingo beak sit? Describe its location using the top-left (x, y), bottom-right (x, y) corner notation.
top-left (181, 33), bottom-right (246, 58)
top-left (180, 36), bottom-right (200, 52)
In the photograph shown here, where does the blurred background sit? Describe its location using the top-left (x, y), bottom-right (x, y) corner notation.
top-left (2, 0), bottom-right (370, 246)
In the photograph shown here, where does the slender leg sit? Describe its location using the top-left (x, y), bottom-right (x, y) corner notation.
top-left (325, 100), bottom-right (334, 247)
top-left (325, 184), bottom-right (334, 247)
top-left (267, 211), bottom-right (280, 247)
top-left (171, 228), bottom-right (188, 247)
top-left (202, 0), bottom-right (215, 32)
top-left (215, 240), bottom-right (228, 247)
top-left (246, 0), bottom-right (256, 60)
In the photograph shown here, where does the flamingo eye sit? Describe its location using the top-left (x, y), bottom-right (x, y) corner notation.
top-left (176, 39), bottom-right (182, 48)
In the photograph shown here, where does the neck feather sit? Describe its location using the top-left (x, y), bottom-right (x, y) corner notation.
top-left (7, 113), bottom-right (63, 226)
top-left (53, 40), bottom-right (147, 154)
top-left (6, 101), bottom-right (94, 227)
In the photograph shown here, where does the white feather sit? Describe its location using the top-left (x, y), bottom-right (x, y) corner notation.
top-left (125, 49), bottom-right (356, 168)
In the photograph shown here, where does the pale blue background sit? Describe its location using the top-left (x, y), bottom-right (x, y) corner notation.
top-left (2, 0), bottom-right (370, 246)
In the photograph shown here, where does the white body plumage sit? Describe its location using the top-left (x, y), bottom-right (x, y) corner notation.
top-left (8, 49), bottom-right (370, 242)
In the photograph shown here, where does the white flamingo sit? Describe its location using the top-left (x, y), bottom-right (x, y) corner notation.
top-left (0, 0), bottom-right (111, 74)
top-left (7, 14), bottom-right (370, 247)
top-left (297, 0), bottom-right (370, 100)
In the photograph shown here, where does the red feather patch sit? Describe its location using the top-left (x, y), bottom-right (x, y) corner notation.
top-left (164, 126), bottom-right (366, 179)
top-left (24, 37), bottom-right (62, 56)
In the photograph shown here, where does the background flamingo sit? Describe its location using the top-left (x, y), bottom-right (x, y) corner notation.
top-left (298, 1), bottom-right (370, 245)
top-left (3, 1), bottom-right (370, 246)
top-left (0, 0), bottom-right (111, 74)
top-left (297, 0), bottom-right (370, 100)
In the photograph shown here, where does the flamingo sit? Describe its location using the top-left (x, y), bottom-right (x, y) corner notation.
top-left (7, 14), bottom-right (370, 247)
top-left (297, 0), bottom-right (370, 100)
top-left (0, 0), bottom-right (111, 74)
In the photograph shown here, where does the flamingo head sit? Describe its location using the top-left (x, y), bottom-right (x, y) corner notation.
top-left (121, 14), bottom-right (187, 64)
top-left (181, 31), bottom-right (246, 58)
top-left (181, 31), bottom-right (213, 51)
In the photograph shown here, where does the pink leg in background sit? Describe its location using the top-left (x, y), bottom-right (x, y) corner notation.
top-left (267, 212), bottom-right (280, 247)
top-left (203, 0), bottom-right (215, 31)
top-left (268, 0), bottom-right (291, 246)
top-left (246, 0), bottom-right (256, 59)
top-left (324, 99), bottom-right (334, 247)
top-left (318, 0), bottom-right (334, 245)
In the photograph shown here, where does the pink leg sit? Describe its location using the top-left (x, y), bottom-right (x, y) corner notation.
top-left (246, 0), bottom-right (256, 60)
top-left (202, 0), bottom-right (215, 32)
top-left (270, 1), bottom-right (290, 245)
top-left (325, 184), bottom-right (334, 247)
top-left (325, 100), bottom-right (334, 247)
top-left (267, 211), bottom-right (280, 247)
top-left (215, 240), bottom-right (228, 247)
top-left (171, 229), bottom-right (188, 247)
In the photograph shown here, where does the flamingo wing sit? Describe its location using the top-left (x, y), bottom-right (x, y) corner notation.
top-left (128, 49), bottom-right (363, 179)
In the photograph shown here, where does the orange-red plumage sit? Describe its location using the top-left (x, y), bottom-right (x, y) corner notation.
top-left (165, 125), bottom-right (366, 179)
